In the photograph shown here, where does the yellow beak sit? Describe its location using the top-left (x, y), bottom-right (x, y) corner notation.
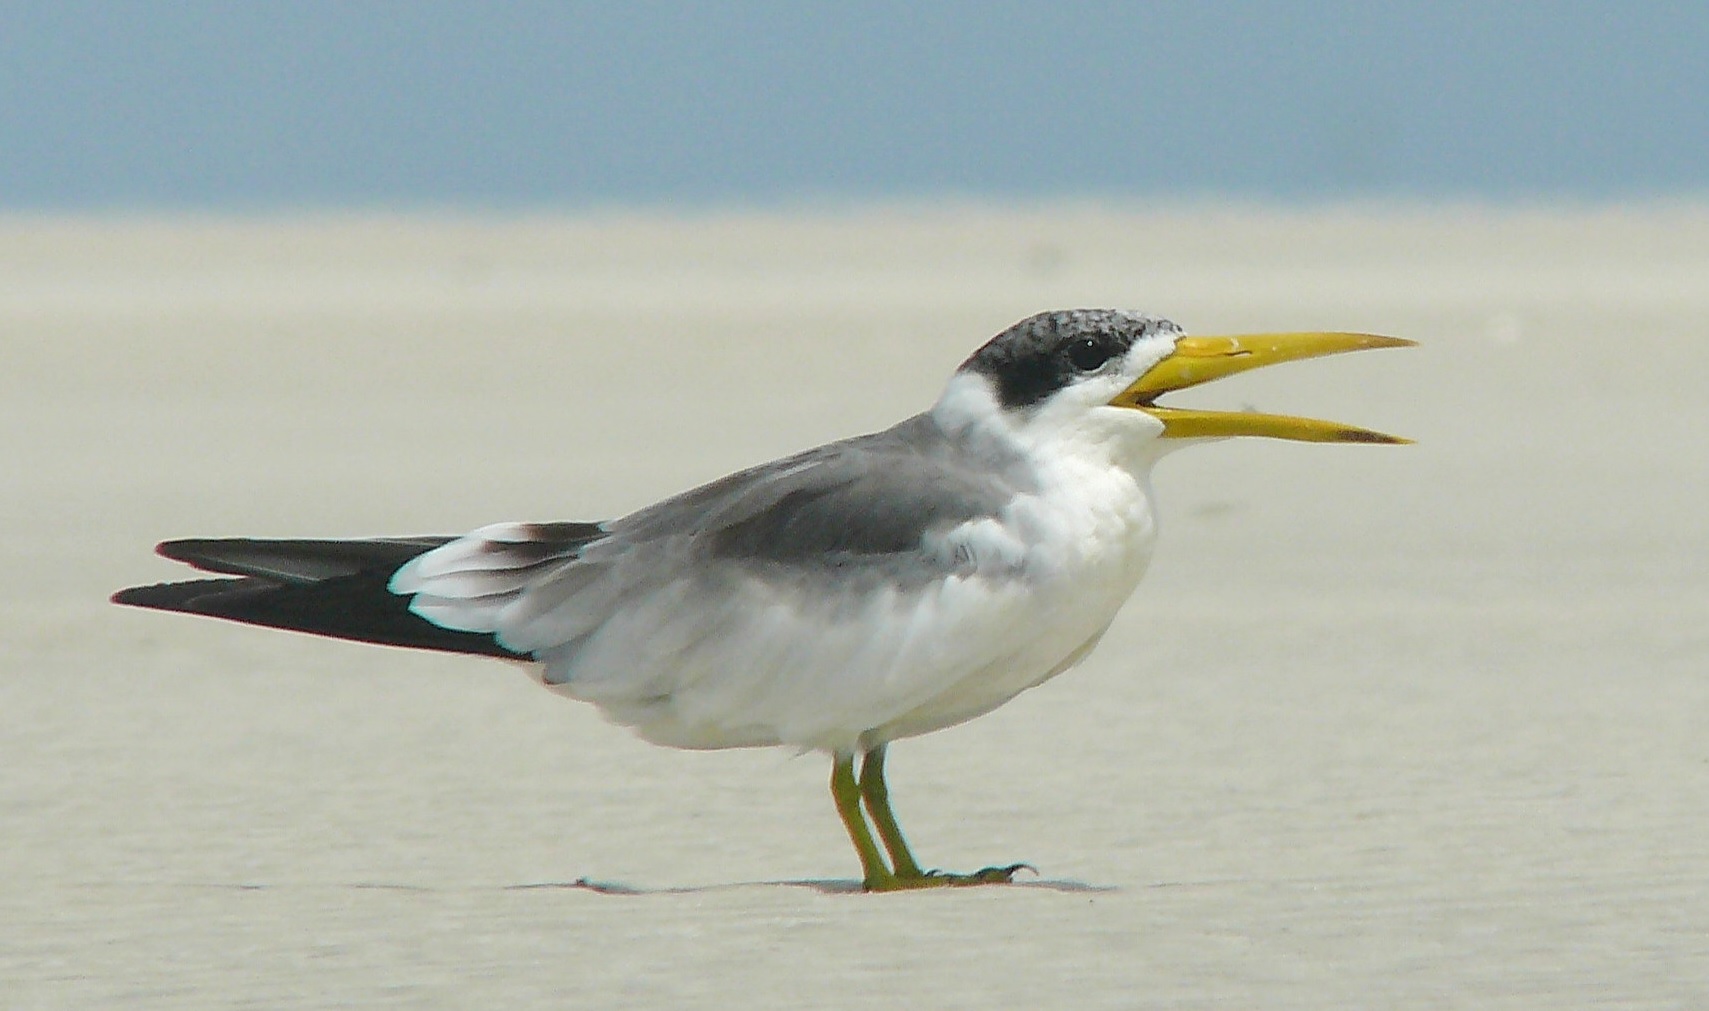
top-left (1109, 331), bottom-right (1416, 443)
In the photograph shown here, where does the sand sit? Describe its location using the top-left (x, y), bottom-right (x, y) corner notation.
top-left (3, 205), bottom-right (1706, 1007)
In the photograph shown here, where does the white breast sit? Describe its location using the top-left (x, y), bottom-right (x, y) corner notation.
top-left (861, 452), bottom-right (1160, 744)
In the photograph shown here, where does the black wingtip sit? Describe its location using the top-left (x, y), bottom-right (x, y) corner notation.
top-left (111, 577), bottom-right (240, 612)
top-left (112, 532), bottom-right (593, 661)
top-left (111, 572), bottom-right (527, 660)
top-left (112, 580), bottom-right (180, 608)
top-left (155, 538), bottom-right (203, 563)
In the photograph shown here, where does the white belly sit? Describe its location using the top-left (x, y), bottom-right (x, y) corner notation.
top-left (540, 462), bottom-right (1161, 754)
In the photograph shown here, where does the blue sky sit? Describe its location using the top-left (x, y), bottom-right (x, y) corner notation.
top-left (2, 2), bottom-right (1705, 209)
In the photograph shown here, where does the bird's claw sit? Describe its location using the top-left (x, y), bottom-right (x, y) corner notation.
top-left (866, 862), bottom-right (1035, 891)
top-left (928, 862), bottom-right (1035, 885)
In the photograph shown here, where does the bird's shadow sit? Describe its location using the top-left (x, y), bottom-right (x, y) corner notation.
top-left (506, 874), bottom-right (1116, 896)
top-left (171, 873), bottom-right (1117, 897)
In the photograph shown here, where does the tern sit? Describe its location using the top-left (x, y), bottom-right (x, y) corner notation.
top-left (114, 309), bottom-right (1412, 891)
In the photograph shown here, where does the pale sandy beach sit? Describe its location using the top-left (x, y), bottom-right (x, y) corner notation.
top-left (3, 205), bottom-right (1707, 1007)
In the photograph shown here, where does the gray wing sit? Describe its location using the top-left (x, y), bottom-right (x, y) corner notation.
top-left (617, 413), bottom-right (1031, 569)
top-left (392, 413), bottom-right (1034, 653)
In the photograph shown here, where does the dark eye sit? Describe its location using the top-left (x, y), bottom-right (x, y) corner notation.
top-left (1067, 337), bottom-right (1113, 371)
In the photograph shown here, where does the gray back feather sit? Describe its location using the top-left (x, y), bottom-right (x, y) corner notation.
top-left (609, 413), bottom-right (1032, 572)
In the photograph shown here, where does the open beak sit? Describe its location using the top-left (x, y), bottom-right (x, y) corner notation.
top-left (1109, 332), bottom-right (1416, 443)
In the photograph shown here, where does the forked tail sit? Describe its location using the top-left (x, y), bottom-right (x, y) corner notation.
top-left (113, 536), bottom-right (529, 658)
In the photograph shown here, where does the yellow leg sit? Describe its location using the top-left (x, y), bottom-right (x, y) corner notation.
top-left (831, 752), bottom-right (897, 891)
top-left (858, 745), bottom-right (925, 879)
top-left (831, 746), bottom-right (1031, 891)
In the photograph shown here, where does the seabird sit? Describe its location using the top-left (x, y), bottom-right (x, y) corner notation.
top-left (113, 309), bottom-right (1412, 890)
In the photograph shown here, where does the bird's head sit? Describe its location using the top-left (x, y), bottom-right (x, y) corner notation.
top-left (940, 309), bottom-right (1413, 463)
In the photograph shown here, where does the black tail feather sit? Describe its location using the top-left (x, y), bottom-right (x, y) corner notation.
top-left (155, 536), bottom-right (458, 583)
top-left (113, 537), bottom-right (527, 660)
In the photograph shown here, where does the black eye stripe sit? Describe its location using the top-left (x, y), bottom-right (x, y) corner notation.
top-left (958, 310), bottom-right (1169, 410)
